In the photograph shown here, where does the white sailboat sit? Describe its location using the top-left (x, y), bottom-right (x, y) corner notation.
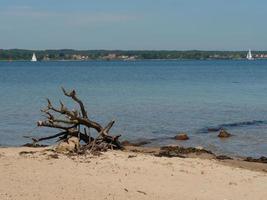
top-left (31, 53), bottom-right (37, 62)
top-left (246, 49), bottom-right (254, 60)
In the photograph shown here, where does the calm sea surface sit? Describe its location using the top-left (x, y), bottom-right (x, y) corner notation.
top-left (0, 60), bottom-right (267, 157)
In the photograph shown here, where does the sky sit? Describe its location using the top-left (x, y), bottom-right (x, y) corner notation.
top-left (0, 0), bottom-right (266, 50)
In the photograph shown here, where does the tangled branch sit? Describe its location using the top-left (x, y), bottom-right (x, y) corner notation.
top-left (26, 87), bottom-right (122, 153)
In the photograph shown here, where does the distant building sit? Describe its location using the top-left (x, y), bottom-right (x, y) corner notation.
top-left (43, 55), bottom-right (50, 61)
top-left (104, 54), bottom-right (117, 60)
top-left (255, 54), bottom-right (267, 59)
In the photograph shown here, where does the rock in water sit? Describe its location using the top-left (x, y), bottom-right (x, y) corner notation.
top-left (55, 137), bottom-right (80, 153)
top-left (218, 129), bottom-right (232, 138)
top-left (174, 133), bottom-right (189, 140)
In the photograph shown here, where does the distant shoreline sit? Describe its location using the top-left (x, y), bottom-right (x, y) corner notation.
top-left (1, 58), bottom-right (267, 62)
top-left (1, 49), bottom-right (267, 61)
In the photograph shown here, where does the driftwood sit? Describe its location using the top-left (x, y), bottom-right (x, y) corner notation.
top-left (25, 87), bottom-right (122, 153)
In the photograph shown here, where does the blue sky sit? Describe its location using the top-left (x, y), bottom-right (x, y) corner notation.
top-left (0, 0), bottom-right (266, 50)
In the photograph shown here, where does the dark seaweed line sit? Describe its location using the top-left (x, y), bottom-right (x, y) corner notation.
top-left (198, 120), bottom-right (267, 133)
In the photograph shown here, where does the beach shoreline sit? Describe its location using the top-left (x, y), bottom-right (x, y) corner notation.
top-left (0, 146), bottom-right (266, 200)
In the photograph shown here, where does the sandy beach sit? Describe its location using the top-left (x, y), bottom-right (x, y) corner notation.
top-left (0, 147), bottom-right (266, 200)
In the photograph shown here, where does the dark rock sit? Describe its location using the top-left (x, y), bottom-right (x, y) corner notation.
top-left (174, 133), bottom-right (189, 141)
top-left (244, 156), bottom-right (267, 164)
top-left (216, 155), bottom-right (233, 160)
top-left (218, 129), bottom-right (232, 138)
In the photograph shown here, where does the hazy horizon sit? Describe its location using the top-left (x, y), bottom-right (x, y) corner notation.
top-left (1, 0), bottom-right (266, 50)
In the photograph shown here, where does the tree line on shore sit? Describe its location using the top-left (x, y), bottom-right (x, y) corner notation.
top-left (1, 49), bottom-right (267, 61)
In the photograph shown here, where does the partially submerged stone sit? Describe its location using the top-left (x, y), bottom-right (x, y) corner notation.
top-left (218, 129), bottom-right (232, 138)
top-left (174, 133), bottom-right (189, 141)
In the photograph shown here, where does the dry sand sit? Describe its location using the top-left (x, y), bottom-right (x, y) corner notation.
top-left (0, 147), bottom-right (266, 200)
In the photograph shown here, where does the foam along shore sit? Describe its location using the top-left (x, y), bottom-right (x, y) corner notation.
top-left (0, 147), bottom-right (266, 200)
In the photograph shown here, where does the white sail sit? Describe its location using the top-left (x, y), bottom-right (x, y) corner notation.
top-left (31, 53), bottom-right (37, 62)
top-left (246, 49), bottom-right (254, 60)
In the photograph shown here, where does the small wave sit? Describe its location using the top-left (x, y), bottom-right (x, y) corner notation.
top-left (198, 120), bottom-right (267, 133)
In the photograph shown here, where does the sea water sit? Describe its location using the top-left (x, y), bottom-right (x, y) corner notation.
top-left (0, 60), bottom-right (267, 157)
